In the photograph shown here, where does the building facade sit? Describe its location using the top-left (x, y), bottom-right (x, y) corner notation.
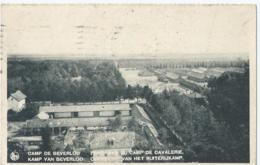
top-left (24, 103), bottom-right (133, 135)
top-left (39, 103), bottom-right (132, 119)
top-left (8, 90), bottom-right (27, 112)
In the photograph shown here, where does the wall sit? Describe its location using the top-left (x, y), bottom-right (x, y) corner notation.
top-left (8, 97), bottom-right (25, 112)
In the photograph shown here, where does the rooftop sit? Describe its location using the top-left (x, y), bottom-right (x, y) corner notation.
top-left (166, 72), bottom-right (179, 79)
top-left (8, 136), bottom-right (42, 142)
top-left (39, 103), bottom-right (131, 113)
top-left (187, 71), bottom-right (206, 80)
top-left (191, 67), bottom-right (207, 73)
top-left (181, 77), bottom-right (208, 87)
top-left (25, 116), bottom-right (131, 128)
top-left (134, 105), bottom-right (151, 123)
top-left (10, 90), bottom-right (26, 101)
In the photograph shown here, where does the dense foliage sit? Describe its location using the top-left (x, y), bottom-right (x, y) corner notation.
top-left (8, 60), bottom-right (126, 102)
top-left (206, 66), bottom-right (249, 162)
top-left (139, 66), bottom-right (249, 162)
top-left (142, 90), bottom-right (224, 162)
top-left (41, 126), bottom-right (52, 151)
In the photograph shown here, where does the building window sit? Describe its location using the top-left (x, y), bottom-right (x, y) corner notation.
top-left (100, 111), bottom-right (114, 117)
top-left (54, 127), bottom-right (60, 135)
top-left (54, 112), bottom-right (71, 118)
top-left (78, 111), bottom-right (94, 117)
top-left (93, 111), bottom-right (100, 117)
top-left (32, 128), bottom-right (38, 135)
top-left (72, 112), bottom-right (79, 117)
top-left (115, 111), bottom-right (121, 116)
top-left (48, 113), bottom-right (54, 119)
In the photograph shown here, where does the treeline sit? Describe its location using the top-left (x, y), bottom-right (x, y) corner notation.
top-left (8, 60), bottom-right (126, 102)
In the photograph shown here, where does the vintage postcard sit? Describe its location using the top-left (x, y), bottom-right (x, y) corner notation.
top-left (0, 4), bottom-right (256, 165)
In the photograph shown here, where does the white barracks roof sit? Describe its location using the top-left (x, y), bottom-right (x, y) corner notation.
top-left (10, 90), bottom-right (26, 101)
top-left (8, 136), bottom-right (42, 142)
top-left (39, 103), bottom-right (131, 113)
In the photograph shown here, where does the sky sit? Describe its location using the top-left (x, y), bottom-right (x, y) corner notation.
top-left (1, 5), bottom-right (255, 59)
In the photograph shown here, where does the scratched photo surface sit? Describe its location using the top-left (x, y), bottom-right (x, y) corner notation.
top-left (1, 5), bottom-right (256, 164)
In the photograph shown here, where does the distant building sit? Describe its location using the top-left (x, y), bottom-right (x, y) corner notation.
top-left (165, 72), bottom-right (180, 83)
top-left (157, 75), bottom-right (169, 83)
top-left (90, 132), bottom-right (135, 162)
top-left (205, 67), bottom-right (244, 78)
top-left (179, 78), bottom-right (206, 93)
top-left (205, 68), bottom-right (223, 78)
top-left (8, 90), bottom-right (26, 112)
top-left (191, 67), bottom-right (207, 74)
top-left (174, 68), bottom-right (190, 77)
top-left (187, 71), bottom-right (207, 83)
top-left (180, 79), bottom-right (193, 90)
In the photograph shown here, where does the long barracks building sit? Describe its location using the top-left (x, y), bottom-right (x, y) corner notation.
top-left (24, 103), bottom-right (133, 135)
top-left (40, 103), bottom-right (132, 118)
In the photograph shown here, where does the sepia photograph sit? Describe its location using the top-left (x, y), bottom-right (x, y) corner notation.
top-left (0, 4), bottom-right (256, 164)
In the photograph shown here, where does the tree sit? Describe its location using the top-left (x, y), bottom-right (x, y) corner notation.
top-left (80, 147), bottom-right (91, 161)
top-left (108, 116), bottom-right (122, 131)
top-left (142, 85), bottom-right (153, 101)
top-left (41, 126), bottom-right (52, 151)
top-left (125, 85), bottom-right (134, 99)
top-left (158, 127), bottom-right (170, 144)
